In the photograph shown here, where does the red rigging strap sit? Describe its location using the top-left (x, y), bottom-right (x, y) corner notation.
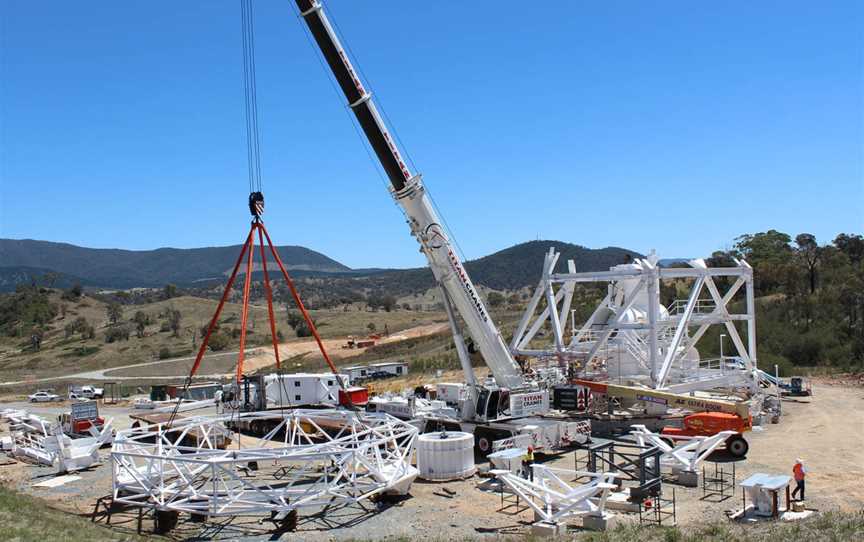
top-left (259, 224), bottom-right (345, 388)
top-left (188, 228), bottom-right (254, 378)
top-left (235, 229), bottom-right (257, 383)
top-left (257, 223), bottom-right (282, 370)
top-left (184, 221), bottom-right (344, 390)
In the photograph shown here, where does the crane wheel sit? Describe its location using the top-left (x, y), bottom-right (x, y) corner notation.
top-left (726, 435), bottom-right (749, 458)
top-left (474, 428), bottom-right (508, 457)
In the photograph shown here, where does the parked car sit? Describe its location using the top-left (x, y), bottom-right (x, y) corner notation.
top-left (28, 391), bottom-right (60, 403)
top-left (368, 370), bottom-right (395, 381)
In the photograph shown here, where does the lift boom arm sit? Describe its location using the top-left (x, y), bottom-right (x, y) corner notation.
top-left (296, 0), bottom-right (524, 389)
top-left (574, 380), bottom-right (751, 420)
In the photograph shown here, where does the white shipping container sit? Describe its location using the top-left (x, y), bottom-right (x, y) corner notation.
top-left (435, 383), bottom-right (466, 405)
top-left (262, 373), bottom-right (347, 407)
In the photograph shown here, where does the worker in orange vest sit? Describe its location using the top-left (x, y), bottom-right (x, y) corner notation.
top-left (792, 458), bottom-right (807, 501)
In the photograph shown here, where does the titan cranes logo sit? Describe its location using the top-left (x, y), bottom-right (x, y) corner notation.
top-left (518, 393), bottom-right (545, 408)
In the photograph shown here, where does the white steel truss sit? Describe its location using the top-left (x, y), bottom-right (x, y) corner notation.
top-left (492, 465), bottom-right (618, 524)
top-left (3, 409), bottom-right (112, 473)
top-left (111, 409), bottom-right (419, 517)
top-left (512, 248), bottom-right (758, 392)
top-left (630, 424), bottom-right (734, 473)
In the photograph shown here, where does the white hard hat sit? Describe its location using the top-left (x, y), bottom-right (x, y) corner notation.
top-left (796, 458), bottom-right (804, 464)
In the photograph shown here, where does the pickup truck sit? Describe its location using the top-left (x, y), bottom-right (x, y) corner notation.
top-left (68, 385), bottom-right (104, 401)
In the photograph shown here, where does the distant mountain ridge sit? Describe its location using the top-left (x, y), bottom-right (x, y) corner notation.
top-left (347, 240), bottom-right (643, 295)
top-left (0, 239), bottom-right (350, 290)
top-left (0, 238), bottom-right (641, 293)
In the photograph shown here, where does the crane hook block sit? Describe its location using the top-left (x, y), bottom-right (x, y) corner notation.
top-left (248, 192), bottom-right (264, 218)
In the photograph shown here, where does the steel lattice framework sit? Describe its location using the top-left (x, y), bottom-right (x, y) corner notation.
top-left (512, 248), bottom-right (758, 393)
top-left (493, 465), bottom-right (619, 525)
top-left (111, 409), bottom-right (419, 517)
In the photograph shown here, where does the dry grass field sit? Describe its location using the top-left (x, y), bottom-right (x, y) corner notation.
top-left (0, 291), bottom-right (446, 382)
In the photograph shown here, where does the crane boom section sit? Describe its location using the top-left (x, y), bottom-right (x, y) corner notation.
top-left (296, 0), bottom-right (524, 389)
top-left (574, 380), bottom-right (751, 420)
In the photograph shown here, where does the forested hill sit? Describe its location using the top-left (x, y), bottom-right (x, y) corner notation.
top-left (0, 239), bottom-right (350, 289)
top-left (464, 241), bottom-right (641, 290)
top-left (0, 238), bottom-right (639, 293)
top-left (342, 241), bottom-right (642, 295)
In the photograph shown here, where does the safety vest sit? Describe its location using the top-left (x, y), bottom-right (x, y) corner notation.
top-left (524, 450), bottom-right (534, 462)
top-left (793, 463), bottom-right (805, 481)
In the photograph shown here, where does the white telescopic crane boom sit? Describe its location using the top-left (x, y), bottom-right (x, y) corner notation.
top-left (295, 0), bottom-right (524, 390)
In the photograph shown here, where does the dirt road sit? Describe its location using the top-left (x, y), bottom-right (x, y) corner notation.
top-left (0, 322), bottom-right (449, 387)
top-left (743, 381), bottom-right (864, 511)
top-left (239, 322), bottom-right (449, 373)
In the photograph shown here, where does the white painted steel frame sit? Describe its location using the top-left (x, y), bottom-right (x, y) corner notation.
top-left (512, 249), bottom-right (758, 391)
top-left (111, 409), bottom-right (419, 517)
top-left (630, 424), bottom-right (735, 473)
top-left (493, 465), bottom-right (618, 524)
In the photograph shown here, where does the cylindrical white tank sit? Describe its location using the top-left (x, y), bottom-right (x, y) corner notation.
top-left (416, 431), bottom-right (476, 481)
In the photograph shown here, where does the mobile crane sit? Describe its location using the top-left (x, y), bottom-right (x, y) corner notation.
top-left (295, 0), bottom-right (589, 453)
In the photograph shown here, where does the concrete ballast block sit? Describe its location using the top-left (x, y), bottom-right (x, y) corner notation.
top-left (675, 470), bottom-right (701, 487)
top-left (531, 521), bottom-right (561, 537)
top-left (582, 513), bottom-right (614, 531)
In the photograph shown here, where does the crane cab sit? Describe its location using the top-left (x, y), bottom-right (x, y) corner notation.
top-left (473, 387), bottom-right (549, 422)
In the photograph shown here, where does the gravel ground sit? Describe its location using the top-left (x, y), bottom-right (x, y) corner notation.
top-left (0, 382), bottom-right (861, 540)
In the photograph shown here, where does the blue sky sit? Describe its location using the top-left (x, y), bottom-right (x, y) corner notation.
top-left (1, 1), bottom-right (861, 268)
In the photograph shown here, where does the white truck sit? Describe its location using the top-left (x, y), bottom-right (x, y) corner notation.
top-left (296, 0), bottom-right (591, 454)
top-left (68, 385), bottom-right (104, 401)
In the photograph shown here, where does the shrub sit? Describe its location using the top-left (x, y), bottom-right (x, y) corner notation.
top-left (208, 333), bottom-right (230, 351)
top-left (104, 324), bottom-right (131, 343)
top-left (295, 321), bottom-right (312, 338)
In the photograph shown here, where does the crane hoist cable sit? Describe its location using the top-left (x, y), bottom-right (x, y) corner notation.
top-left (241, 0), bottom-right (263, 198)
top-left (168, 0), bottom-right (353, 427)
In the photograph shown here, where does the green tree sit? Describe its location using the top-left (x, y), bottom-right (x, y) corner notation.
top-left (487, 291), bottom-right (505, 307)
top-left (834, 233), bottom-right (864, 264)
top-left (133, 311), bottom-right (149, 338)
top-left (105, 324), bottom-right (131, 343)
top-left (30, 328), bottom-right (43, 351)
top-left (795, 233), bottom-right (821, 294)
top-left (295, 320), bottom-right (312, 338)
top-left (106, 302), bottom-right (123, 325)
top-left (734, 230), bottom-right (793, 294)
top-left (286, 310), bottom-right (304, 330)
top-left (61, 283), bottom-right (83, 301)
top-left (208, 332), bottom-right (230, 351)
top-left (168, 309), bottom-right (182, 337)
top-left (163, 283), bottom-right (178, 300)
